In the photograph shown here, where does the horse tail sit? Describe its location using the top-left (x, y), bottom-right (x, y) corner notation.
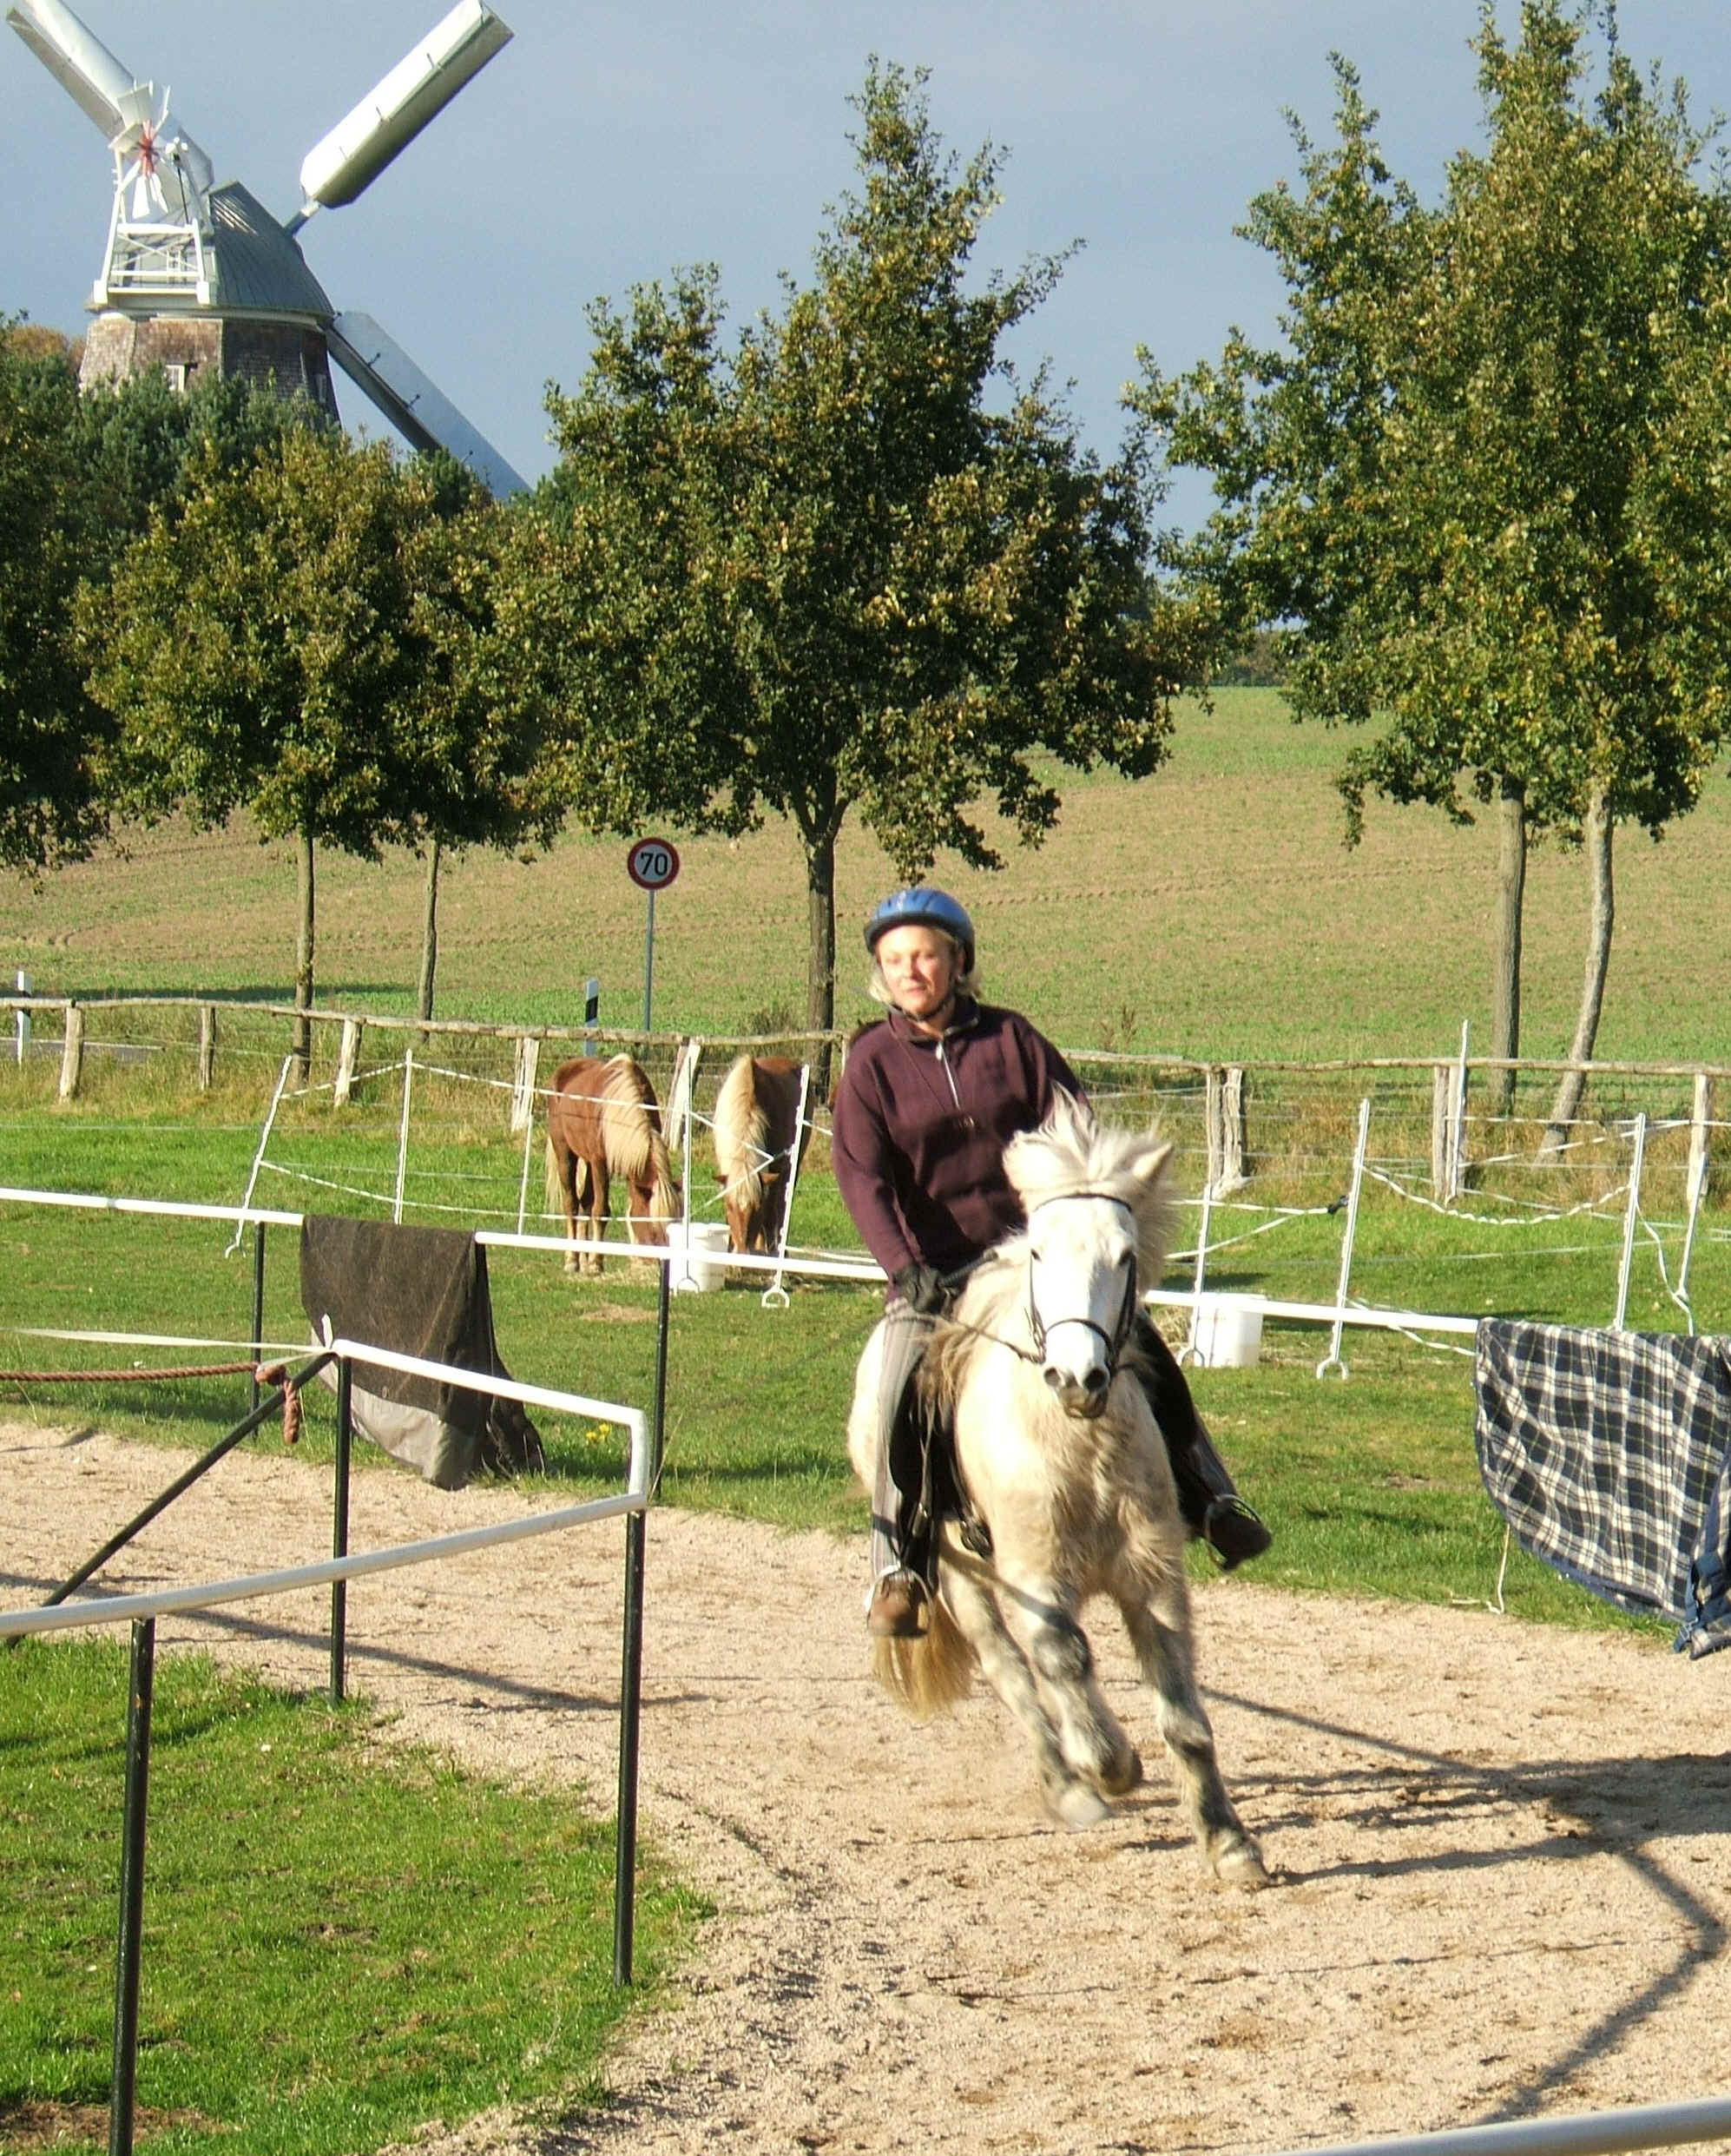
top-left (714, 1055), bottom-right (769, 1213)
top-left (871, 1594), bottom-right (977, 1721)
top-left (543, 1131), bottom-right (563, 1222)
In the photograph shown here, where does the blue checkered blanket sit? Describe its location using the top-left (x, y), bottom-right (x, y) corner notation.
top-left (1474, 1322), bottom-right (1731, 1658)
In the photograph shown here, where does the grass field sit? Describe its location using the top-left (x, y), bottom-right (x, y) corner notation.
top-left (0, 1641), bottom-right (696, 2156)
top-left (5, 689), bottom-right (1731, 1063)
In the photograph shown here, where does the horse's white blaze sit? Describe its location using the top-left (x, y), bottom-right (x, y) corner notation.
top-left (1029, 1202), bottom-right (1135, 1402)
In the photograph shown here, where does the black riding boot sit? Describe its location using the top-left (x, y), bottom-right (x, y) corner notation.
top-left (1129, 1315), bottom-right (1273, 1570)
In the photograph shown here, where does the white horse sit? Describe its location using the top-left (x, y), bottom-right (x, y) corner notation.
top-left (846, 1096), bottom-right (1266, 1882)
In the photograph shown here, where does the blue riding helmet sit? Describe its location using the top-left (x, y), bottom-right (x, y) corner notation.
top-left (865, 887), bottom-right (976, 973)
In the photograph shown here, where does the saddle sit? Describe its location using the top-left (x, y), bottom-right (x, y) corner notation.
top-left (888, 1359), bottom-right (992, 1585)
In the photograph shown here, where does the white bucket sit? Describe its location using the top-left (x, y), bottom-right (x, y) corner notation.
top-left (1191, 1294), bottom-right (1264, 1369)
top-left (669, 1219), bottom-right (732, 1294)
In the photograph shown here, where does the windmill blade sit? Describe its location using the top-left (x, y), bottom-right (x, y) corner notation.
top-left (6, 0), bottom-right (136, 137)
top-left (295, 0), bottom-right (510, 221)
top-left (326, 311), bottom-right (525, 499)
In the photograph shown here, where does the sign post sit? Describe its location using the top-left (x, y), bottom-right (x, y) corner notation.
top-left (625, 839), bottom-right (681, 1033)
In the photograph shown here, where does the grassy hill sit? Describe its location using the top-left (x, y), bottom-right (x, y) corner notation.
top-left (4, 687), bottom-right (1729, 1065)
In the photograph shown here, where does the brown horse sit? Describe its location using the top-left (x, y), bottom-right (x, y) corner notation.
top-left (713, 1055), bottom-right (811, 1255)
top-left (543, 1054), bottom-right (679, 1276)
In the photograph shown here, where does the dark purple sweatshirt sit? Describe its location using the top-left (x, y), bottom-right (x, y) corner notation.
top-left (830, 999), bottom-right (1083, 1282)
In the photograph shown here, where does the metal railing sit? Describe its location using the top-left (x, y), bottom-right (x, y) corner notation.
top-left (0, 1330), bottom-right (659, 2155)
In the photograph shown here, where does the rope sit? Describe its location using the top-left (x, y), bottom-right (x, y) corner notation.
top-left (0, 1358), bottom-right (304, 1444)
top-left (0, 1360), bottom-right (254, 1384)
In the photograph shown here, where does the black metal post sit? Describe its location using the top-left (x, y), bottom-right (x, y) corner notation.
top-left (613, 1255), bottom-right (669, 1985)
top-left (330, 1357), bottom-right (352, 1705)
top-left (249, 1222), bottom-right (267, 1415)
top-left (109, 1618), bottom-right (155, 2156)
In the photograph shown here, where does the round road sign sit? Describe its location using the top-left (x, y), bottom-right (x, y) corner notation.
top-left (626, 837), bottom-right (681, 891)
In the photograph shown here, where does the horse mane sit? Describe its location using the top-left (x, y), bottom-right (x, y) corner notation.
top-left (1004, 1095), bottom-right (1178, 1283)
top-left (920, 1098), bottom-right (1178, 1422)
top-left (714, 1054), bottom-right (770, 1211)
top-left (598, 1056), bottom-right (677, 1222)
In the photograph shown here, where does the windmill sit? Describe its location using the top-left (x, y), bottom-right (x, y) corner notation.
top-left (8, 0), bottom-right (526, 496)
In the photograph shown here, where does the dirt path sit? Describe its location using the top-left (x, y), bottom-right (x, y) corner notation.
top-left (5, 1417), bottom-right (1731, 2156)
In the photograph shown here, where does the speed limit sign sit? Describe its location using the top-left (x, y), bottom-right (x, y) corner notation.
top-left (626, 837), bottom-right (680, 891)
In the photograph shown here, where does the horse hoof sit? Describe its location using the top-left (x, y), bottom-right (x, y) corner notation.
top-left (1098, 1746), bottom-right (1143, 1798)
top-left (1050, 1783), bottom-right (1112, 1832)
top-left (562, 1256), bottom-right (580, 1276)
top-left (1213, 1839), bottom-right (1269, 1889)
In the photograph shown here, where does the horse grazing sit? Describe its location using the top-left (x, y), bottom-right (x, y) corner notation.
top-left (846, 1096), bottom-right (1266, 1881)
top-left (713, 1055), bottom-right (810, 1255)
top-left (543, 1054), bottom-right (679, 1277)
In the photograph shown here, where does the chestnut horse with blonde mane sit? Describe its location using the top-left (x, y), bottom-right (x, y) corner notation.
top-left (543, 1054), bottom-right (678, 1276)
top-left (713, 1054), bottom-right (810, 1255)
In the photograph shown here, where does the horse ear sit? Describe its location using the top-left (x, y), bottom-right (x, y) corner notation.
top-left (1129, 1138), bottom-right (1174, 1189)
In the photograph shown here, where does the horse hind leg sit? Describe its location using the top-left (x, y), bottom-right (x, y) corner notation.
top-left (1120, 1595), bottom-right (1266, 1885)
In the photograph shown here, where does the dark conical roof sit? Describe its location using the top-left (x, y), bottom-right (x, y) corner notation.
top-left (204, 182), bottom-right (332, 321)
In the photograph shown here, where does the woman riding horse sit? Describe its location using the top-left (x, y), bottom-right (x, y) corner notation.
top-left (830, 886), bottom-right (1272, 1638)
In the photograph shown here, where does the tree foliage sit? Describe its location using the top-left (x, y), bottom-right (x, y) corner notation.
top-left (80, 427), bottom-right (556, 1055)
top-left (1137, 2), bottom-right (1731, 1100)
top-left (0, 328), bottom-right (105, 872)
top-left (534, 63), bottom-right (1204, 1044)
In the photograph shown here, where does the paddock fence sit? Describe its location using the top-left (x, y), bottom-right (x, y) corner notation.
top-left (1, 1335), bottom-right (658, 2155)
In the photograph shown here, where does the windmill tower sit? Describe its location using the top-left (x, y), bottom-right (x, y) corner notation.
top-left (8, 0), bottom-right (525, 496)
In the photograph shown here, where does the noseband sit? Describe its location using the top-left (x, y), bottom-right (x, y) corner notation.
top-left (1024, 1191), bottom-right (1140, 1378)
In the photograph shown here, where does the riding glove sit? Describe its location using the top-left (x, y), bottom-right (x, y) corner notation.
top-left (893, 1262), bottom-right (949, 1315)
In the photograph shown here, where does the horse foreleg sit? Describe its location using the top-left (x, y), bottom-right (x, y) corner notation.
top-left (966, 1559), bottom-right (1135, 1824)
top-left (1118, 1591), bottom-right (1266, 1885)
top-left (581, 1160), bottom-right (607, 1278)
top-left (938, 1559), bottom-right (1096, 1827)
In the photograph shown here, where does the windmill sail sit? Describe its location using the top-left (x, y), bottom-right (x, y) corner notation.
top-left (4, 0), bottom-right (132, 135)
top-left (295, 1), bottom-right (511, 221)
top-left (326, 311), bottom-right (524, 498)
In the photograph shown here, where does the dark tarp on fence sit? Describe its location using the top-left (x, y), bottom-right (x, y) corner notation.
top-left (1475, 1320), bottom-right (1731, 1658)
top-left (299, 1215), bottom-right (543, 1489)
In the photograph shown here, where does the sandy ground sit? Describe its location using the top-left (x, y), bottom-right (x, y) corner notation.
top-left (5, 1416), bottom-right (1731, 2156)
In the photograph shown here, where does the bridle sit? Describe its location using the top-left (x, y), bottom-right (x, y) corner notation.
top-left (1023, 1190), bottom-right (1140, 1377)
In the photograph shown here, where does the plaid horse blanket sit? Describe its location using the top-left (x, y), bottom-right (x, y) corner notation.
top-left (1474, 1322), bottom-right (1731, 1658)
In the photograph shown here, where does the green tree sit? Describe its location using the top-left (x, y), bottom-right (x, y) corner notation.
top-left (0, 326), bottom-right (107, 873)
top-left (1138, 3), bottom-right (1731, 1123)
top-left (81, 429), bottom-right (553, 1068)
top-left (536, 63), bottom-right (1203, 1068)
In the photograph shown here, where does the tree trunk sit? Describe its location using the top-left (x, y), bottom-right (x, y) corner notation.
top-left (1489, 775), bottom-right (1527, 1119)
top-left (293, 821), bottom-right (316, 1081)
top-left (804, 823), bottom-right (839, 1100)
top-left (417, 841), bottom-right (442, 1036)
top-left (1541, 788), bottom-right (1615, 1155)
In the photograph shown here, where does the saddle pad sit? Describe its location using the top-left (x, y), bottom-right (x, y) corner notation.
top-left (1474, 1321), bottom-right (1731, 1651)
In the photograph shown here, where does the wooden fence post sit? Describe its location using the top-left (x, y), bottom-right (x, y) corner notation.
top-left (509, 1036), bottom-right (541, 1137)
top-left (1432, 1065), bottom-right (1451, 1200)
top-left (332, 1019), bottom-right (362, 1107)
top-left (1689, 1071), bottom-right (1714, 1203)
top-left (196, 1004), bottom-right (217, 1091)
top-left (1204, 1066), bottom-right (1249, 1195)
top-left (57, 1004), bottom-right (84, 1102)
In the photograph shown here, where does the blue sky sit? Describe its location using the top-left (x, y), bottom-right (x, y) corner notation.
top-left (5, 1), bottom-right (1728, 528)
